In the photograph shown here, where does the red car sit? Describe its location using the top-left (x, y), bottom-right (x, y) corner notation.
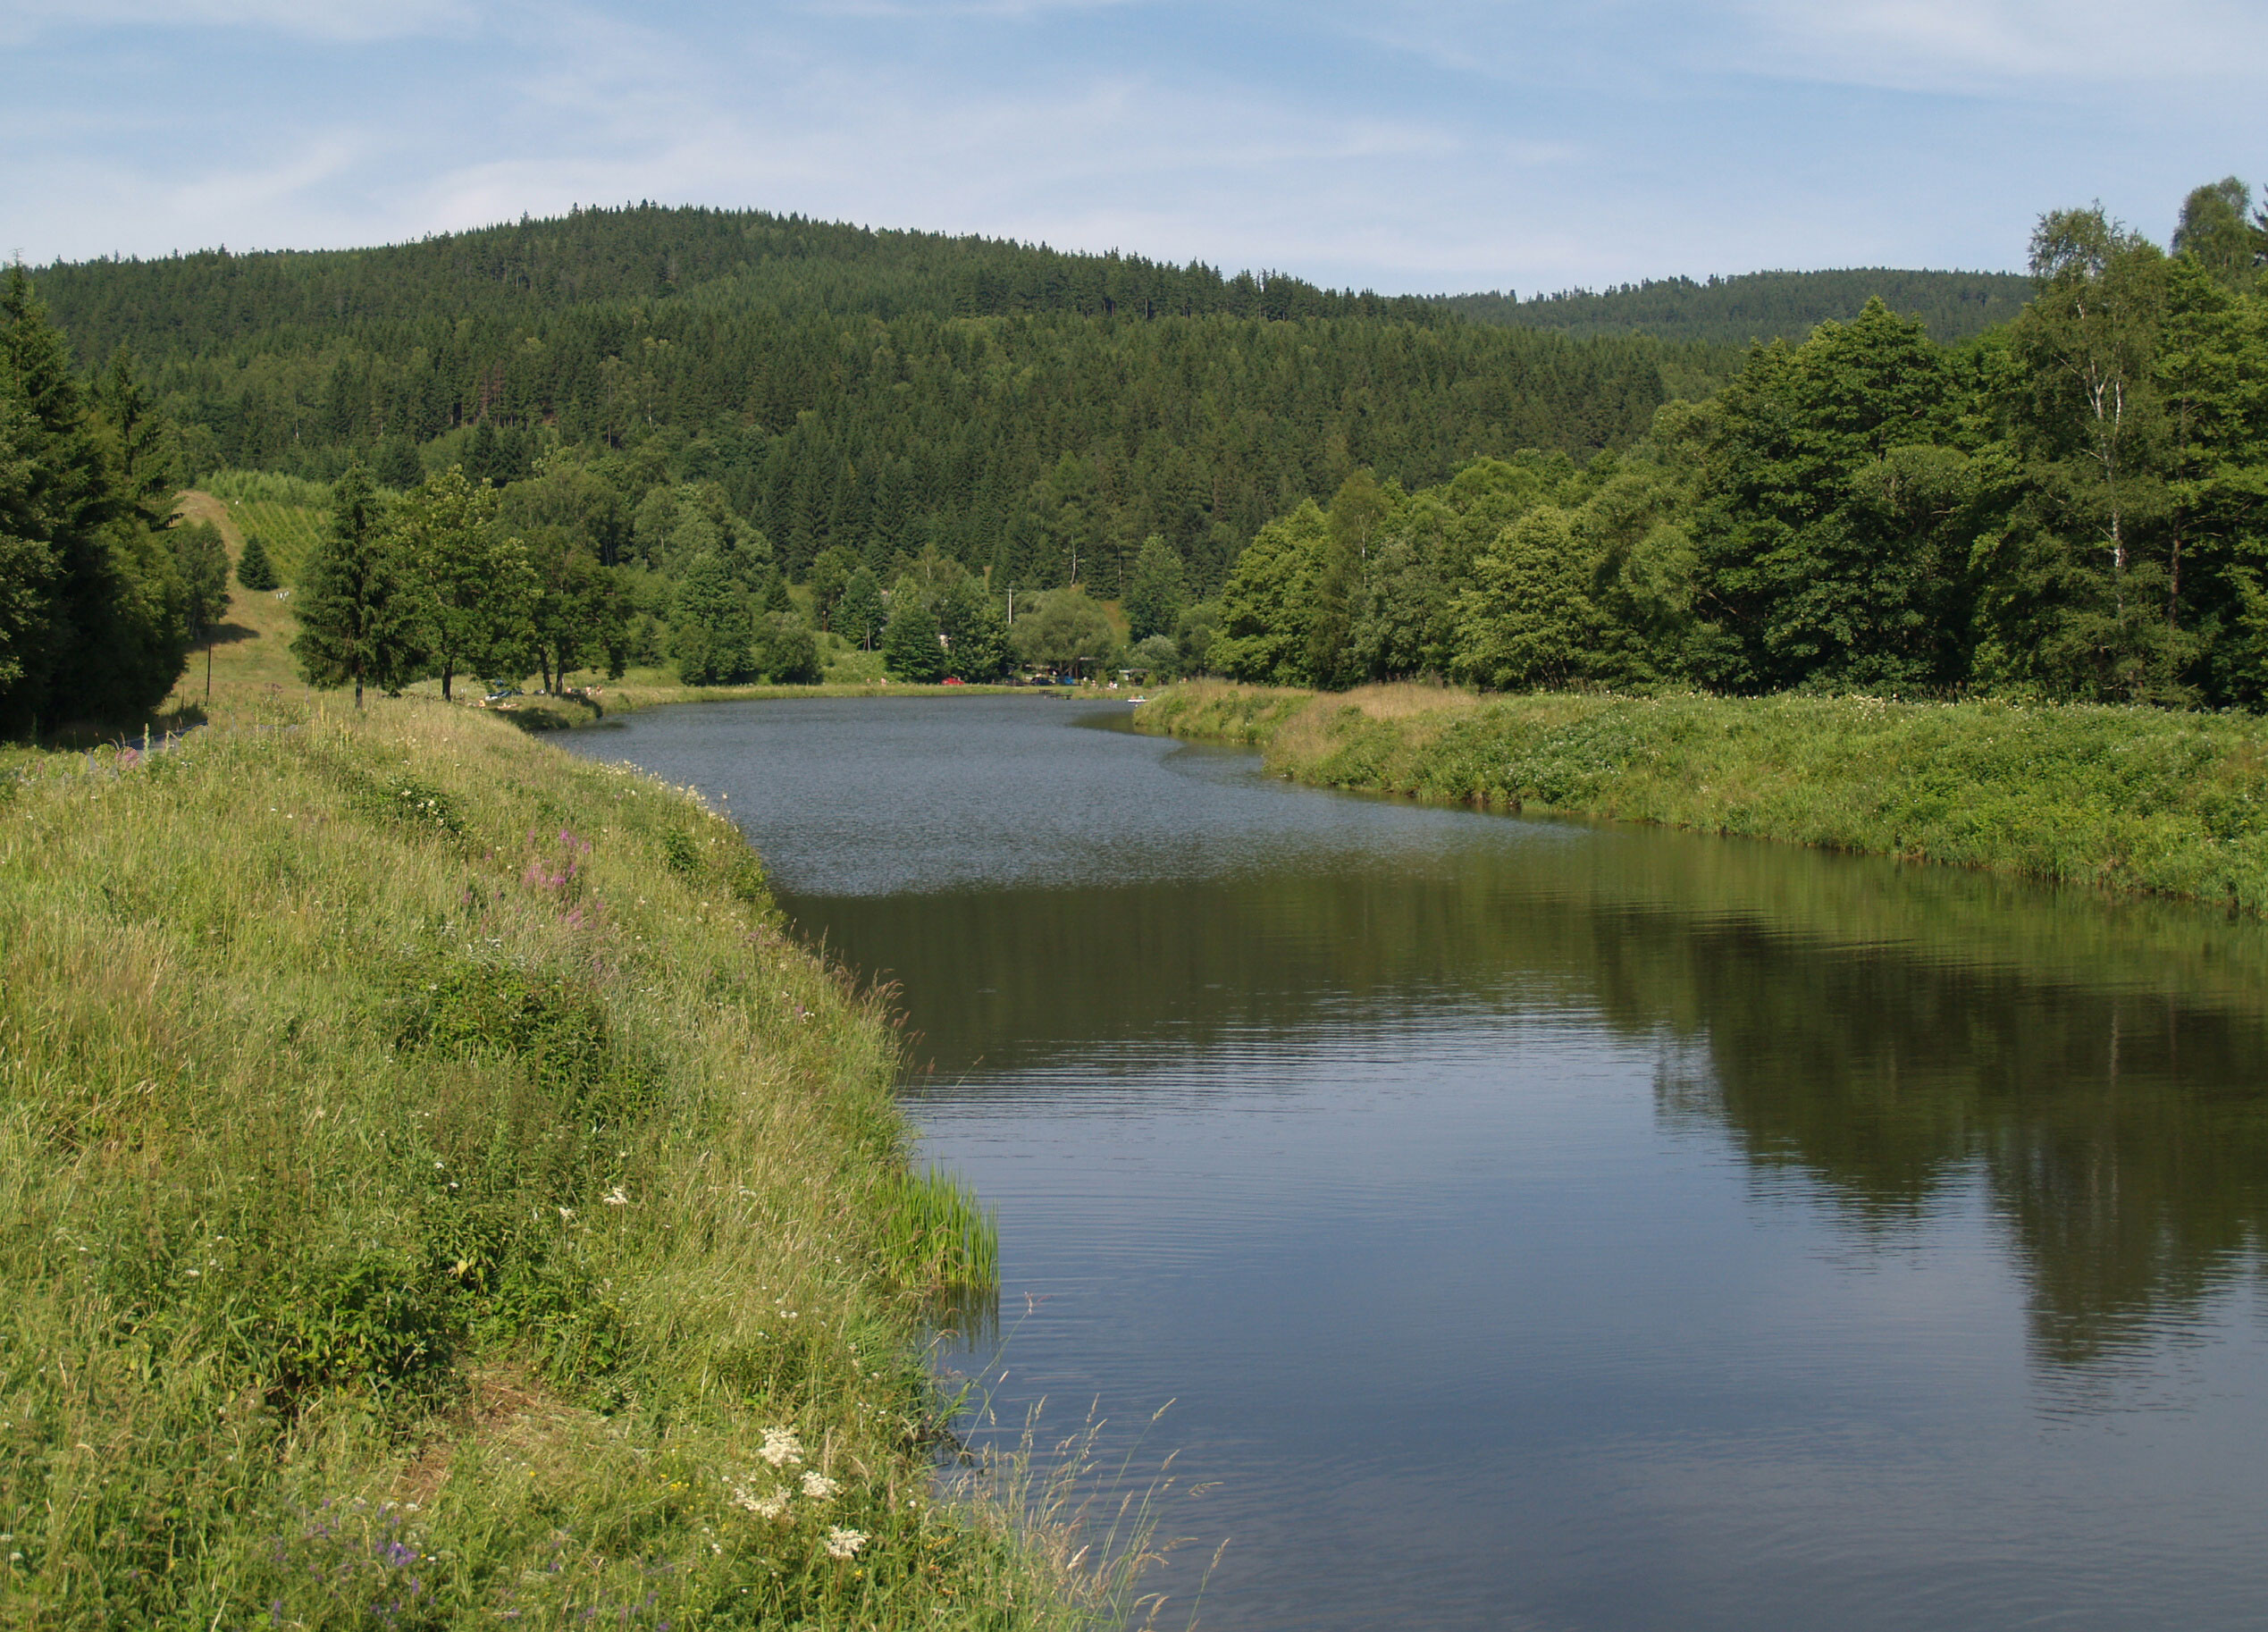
top-left (941, 677), bottom-right (966, 686)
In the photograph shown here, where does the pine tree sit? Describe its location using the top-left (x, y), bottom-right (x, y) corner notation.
top-left (292, 464), bottom-right (416, 706)
top-left (236, 533), bottom-right (280, 591)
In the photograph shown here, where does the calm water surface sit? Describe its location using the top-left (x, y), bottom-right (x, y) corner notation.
top-left (567, 696), bottom-right (2268, 1631)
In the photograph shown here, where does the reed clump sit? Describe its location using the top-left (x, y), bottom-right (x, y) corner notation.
top-left (0, 694), bottom-right (1105, 1629)
top-left (1138, 685), bottom-right (2268, 913)
top-left (878, 1169), bottom-right (1002, 1290)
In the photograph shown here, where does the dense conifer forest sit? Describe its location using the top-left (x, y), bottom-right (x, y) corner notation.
top-left (5, 181), bottom-right (2263, 728)
top-left (1445, 268), bottom-right (2036, 347)
top-left (29, 206), bottom-right (1719, 593)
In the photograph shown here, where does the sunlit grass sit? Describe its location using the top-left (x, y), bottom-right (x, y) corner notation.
top-left (1139, 683), bottom-right (2268, 913)
top-left (0, 694), bottom-right (1138, 1629)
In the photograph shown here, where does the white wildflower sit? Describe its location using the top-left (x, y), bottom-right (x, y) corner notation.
top-left (602, 1186), bottom-right (628, 1207)
top-left (800, 1470), bottom-right (839, 1501)
top-left (760, 1426), bottom-right (803, 1468)
top-left (823, 1527), bottom-right (868, 1560)
top-left (730, 1483), bottom-right (791, 1520)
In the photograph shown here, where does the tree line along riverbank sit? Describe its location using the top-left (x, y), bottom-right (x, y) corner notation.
top-left (0, 695), bottom-right (1138, 1629)
top-left (1135, 681), bottom-right (2268, 913)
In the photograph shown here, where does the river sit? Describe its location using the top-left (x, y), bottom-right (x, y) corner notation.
top-left (564, 694), bottom-right (2268, 1631)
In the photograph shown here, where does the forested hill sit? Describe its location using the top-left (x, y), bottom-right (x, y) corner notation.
top-left (33, 204), bottom-right (1457, 359)
top-left (1443, 268), bottom-right (2034, 346)
top-left (29, 205), bottom-right (1730, 592)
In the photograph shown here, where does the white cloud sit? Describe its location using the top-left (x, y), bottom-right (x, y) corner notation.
top-left (0, 0), bottom-right (469, 42)
top-left (1732, 0), bottom-right (2268, 92)
top-left (3, 0), bottom-right (2250, 287)
top-left (167, 138), bottom-right (369, 223)
top-left (802, 0), bottom-right (1141, 17)
top-left (1289, 0), bottom-right (2268, 99)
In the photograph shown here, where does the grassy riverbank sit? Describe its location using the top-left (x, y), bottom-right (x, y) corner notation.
top-left (0, 695), bottom-right (1126, 1628)
top-left (1137, 681), bottom-right (2268, 913)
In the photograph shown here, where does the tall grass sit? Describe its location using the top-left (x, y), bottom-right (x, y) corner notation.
top-left (879, 1169), bottom-right (1001, 1289)
top-left (939, 1401), bottom-right (1220, 1632)
top-left (0, 695), bottom-right (1121, 1629)
top-left (1139, 681), bottom-right (2268, 913)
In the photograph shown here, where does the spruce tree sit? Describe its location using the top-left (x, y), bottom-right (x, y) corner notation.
top-left (1123, 535), bottom-right (1187, 641)
top-left (292, 464), bottom-right (415, 706)
top-left (0, 380), bottom-right (58, 719)
top-left (375, 434), bottom-right (424, 492)
top-left (92, 347), bottom-right (175, 532)
top-left (0, 268), bottom-right (189, 732)
top-left (236, 533), bottom-right (280, 591)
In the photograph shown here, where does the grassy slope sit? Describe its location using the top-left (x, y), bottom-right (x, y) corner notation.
top-left (200, 471), bottom-right (334, 587)
top-left (1137, 682), bottom-right (2268, 913)
top-left (0, 695), bottom-right (1113, 1628)
top-left (0, 510), bottom-right (1136, 1628)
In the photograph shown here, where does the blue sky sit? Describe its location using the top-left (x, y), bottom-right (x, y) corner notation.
top-left (3, 0), bottom-right (2261, 294)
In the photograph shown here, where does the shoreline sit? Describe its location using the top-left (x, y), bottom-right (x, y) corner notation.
top-left (1134, 680), bottom-right (2268, 915)
top-left (481, 680), bottom-right (1105, 732)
